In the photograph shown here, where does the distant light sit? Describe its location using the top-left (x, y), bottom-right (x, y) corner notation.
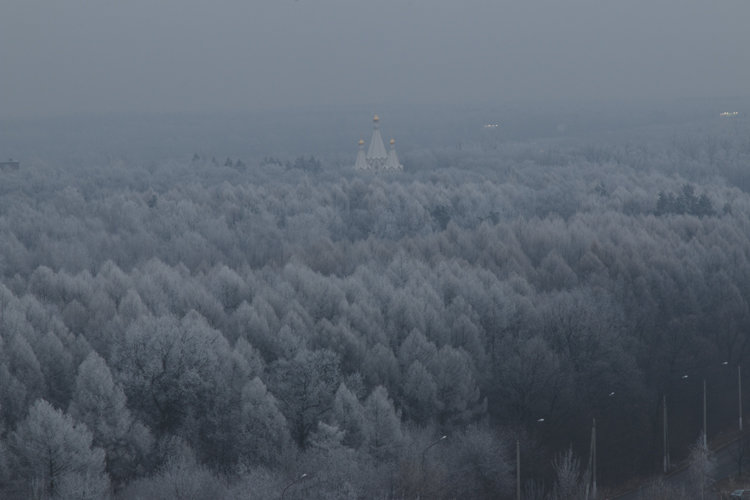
top-left (484, 124), bottom-right (499, 129)
top-left (537, 418), bottom-right (545, 422)
top-left (723, 361), bottom-right (729, 365)
top-left (609, 392), bottom-right (615, 397)
top-left (720, 111), bottom-right (739, 117)
top-left (682, 374), bottom-right (689, 379)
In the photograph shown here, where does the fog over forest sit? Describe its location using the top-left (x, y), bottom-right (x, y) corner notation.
top-left (3, 1), bottom-right (750, 498)
top-left (0, 101), bottom-right (749, 499)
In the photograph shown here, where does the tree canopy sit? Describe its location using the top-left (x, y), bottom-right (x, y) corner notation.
top-left (1, 111), bottom-right (750, 498)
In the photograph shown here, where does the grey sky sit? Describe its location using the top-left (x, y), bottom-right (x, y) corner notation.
top-left (1, 0), bottom-right (748, 118)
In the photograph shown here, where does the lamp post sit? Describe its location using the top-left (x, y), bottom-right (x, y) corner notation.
top-left (661, 363), bottom-right (742, 478)
top-left (516, 418), bottom-right (546, 500)
top-left (421, 435), bottom-right (447, 469)
top-left (663, 374), bottom-right (693, 473)
top-left (674, 363), bottom-right (737, 457)
top-left (280, 473), bottom-right (307, 500)
top-left (722, 362), bottom-right (743, 433)
top-left (588, 391), bottom-right (613, 499)
top-left (679, 374), bottom-right (707, 449)
top-left (420, 435), bottom-right (447, 498)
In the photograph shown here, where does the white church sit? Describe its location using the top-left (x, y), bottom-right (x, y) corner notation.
top-left (355, 115), bottom-right (403, 171)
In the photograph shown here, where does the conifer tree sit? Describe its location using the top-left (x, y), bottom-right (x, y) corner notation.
top-left (332, 383), bottom-right (366, 448)
top-left (68, 352), bottom-right (152, 485)
top-left (363, 386), bottom-right (403, 461)
top-left (239, 377), bottom-right (290, 466)
top-left (10, 399), bottom-right (110, 499)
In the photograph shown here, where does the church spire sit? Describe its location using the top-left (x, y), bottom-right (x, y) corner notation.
top-left (385, 138), bottom-right (403, 170)
top-left (354, 139), bottom-right (368, 170)
top-left (366, 114), bottom-right (387, 169)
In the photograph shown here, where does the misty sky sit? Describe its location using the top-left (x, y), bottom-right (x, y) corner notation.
top-left (2, 0), bottom-right (748, 118)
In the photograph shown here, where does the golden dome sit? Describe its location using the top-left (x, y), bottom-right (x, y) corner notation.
top-left (390, 139), bottom-right (395, 144)
top-left (373, 114), bottom-right (379, 122)
top-left (358, 139), bottom-right (365, 145)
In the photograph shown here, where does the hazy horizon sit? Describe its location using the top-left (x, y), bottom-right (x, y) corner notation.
top-left (2, 0), bottom-right (749, 119)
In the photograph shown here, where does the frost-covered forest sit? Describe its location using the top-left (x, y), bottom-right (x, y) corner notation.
top-left (1, 108), bottom-right (750, 499)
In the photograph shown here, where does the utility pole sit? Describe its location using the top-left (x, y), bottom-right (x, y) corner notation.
top-left (663, 394), bottom-right (670, 473)
top-left (516, 439), bottom-right (521, 500)
top-left (703, 378), bottom-right (707, 449)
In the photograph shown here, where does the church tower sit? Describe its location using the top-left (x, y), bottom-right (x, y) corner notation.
top-left (385, 138), bottom-right (403, 170)
top-left (354, 139), bottom-right (368, 170)
top-left (355, 114), bottom-right (402, 171)
top-left (366, 114), bottom-right (388, 169)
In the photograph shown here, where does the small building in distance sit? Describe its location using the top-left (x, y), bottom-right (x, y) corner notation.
top-left (355, 115), bottom-right (403, 171)
top-left (0, 159), bottom-right (20, 170)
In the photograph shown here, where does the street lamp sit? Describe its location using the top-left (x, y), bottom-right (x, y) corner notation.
top-left (674, 372), bottom-right (707, 449)
top-left (681, 374), bottom-right (707, 449)
top-left (421, 435), bottom-right (447, 468)
top-left (721, 362), bottom-right (742, 433)
top-left (587, 391), bottom-right (615, 499)
top-left (420, 435), bottom-right (448, 498)
top-left (517, 418), bottom-right (547, 500)
top-left (662, 371), bottom-right (702, 472)
top-left (668, 362), bottom-right (734, 462)
top-left (721, 362), bottom-right (743, 433)
top-left (280, 473), bottom-right (308, 500)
